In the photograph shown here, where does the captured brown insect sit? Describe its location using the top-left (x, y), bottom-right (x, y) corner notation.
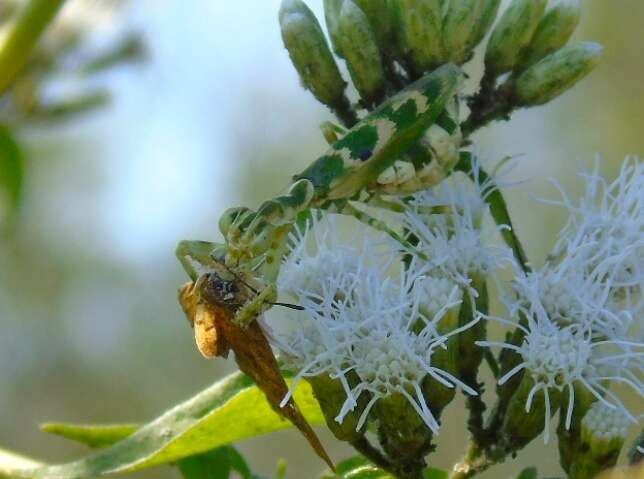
top-left (178, 265), bottom-right (334, 470)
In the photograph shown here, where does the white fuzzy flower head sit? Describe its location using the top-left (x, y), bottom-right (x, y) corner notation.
top-left (273, 252), bottom-right (478, 433)
top-left (480, 285), bottom-right (643, 442)
top-left (510, 265), bottom-right (612, 333)
top-left (403, 173), bottom-right (513, 298)
top-left (412, 274), bottom-right (463, 319)
top-left (335, 271), bottom-right (476, 433)
top-left (550, 157), bottom-right (644, 314)
top-left (581, 401), bottom-right (631, 443)
top-left (278, 214), bottom-right (386, 303)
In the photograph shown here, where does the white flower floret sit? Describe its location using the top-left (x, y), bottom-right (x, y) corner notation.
top-left (547, 157), bottom-right (644, 314)
top-left (278, 214), bottom-right (391, 303)
top-left (402, 173), bottom-right (513, 299)
top-left (334, 270), bottom-right (477, 433)
top-left (581, 401), bottom-right (631, 442)
top-left (479, 286), bottom-right (643, 442)
top-left (412, 273), bottom-right (463, 319)
top-left (273, 249), bottom-right (479, 432)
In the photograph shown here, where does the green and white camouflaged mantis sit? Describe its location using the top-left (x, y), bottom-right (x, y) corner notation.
top-left (177, 63), bottom-right (463, 325)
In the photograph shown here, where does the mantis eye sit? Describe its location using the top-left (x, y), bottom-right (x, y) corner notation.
top-left (358, 148), bottom-right (373, 161)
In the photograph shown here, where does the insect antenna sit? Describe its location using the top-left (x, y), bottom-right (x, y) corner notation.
top-left (271, 302), bottom-right (305, 311)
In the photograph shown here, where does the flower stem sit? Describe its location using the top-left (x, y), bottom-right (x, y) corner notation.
top-left (0, 0), bottom-right (67, 95)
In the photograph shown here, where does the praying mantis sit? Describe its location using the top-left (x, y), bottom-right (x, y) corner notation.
top-left (177, 63), bottom-right (464, 325)
top-left (175, 63), bottom-right (464, 468)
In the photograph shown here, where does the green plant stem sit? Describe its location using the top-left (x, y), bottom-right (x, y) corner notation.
top-left (0, 0), bottom-right (67, 95)
top-left (462, 79), bottom-right (516, 138)
top-left (332, 96), bottom-right (359, 128)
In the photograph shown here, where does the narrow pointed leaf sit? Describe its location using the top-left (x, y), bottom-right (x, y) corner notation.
top-left (42, 424), bottom-right (259, 479)
top-left (41, 423), bottom-right (138, 449)
top-left (14, 372), bottom-right (324, 478)
top-left (0, 124), bottom-right (24, 225)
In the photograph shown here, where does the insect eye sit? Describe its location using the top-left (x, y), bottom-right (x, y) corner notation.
top-left (358, 148), bottom-right (373, 161)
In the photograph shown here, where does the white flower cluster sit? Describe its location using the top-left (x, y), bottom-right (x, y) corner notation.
top-left (272, 213), bottom-right (478, 433)
top-left (270, 163), bottom-right (513, 433)
top-left (581, 401), bottom-right (631, 443)
top-left (480, 158), bottom-right (644, 441)
top-left (402, 166), bottom-right (514, 301)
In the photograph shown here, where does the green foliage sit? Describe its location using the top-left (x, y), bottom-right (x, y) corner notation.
top-left (177, 447), bottom-right (263, 479)
top-left (1, 372), bottom-right (324, 478)
top-left (41, 421), bottom-right (267, 479)
top-left (319, 456), bottom-right (448, 479)
top-left (41, 423), bottom-right (138, 449)
top-left (516, 467), bottom-right (538, 479)
top-left (0, 123), bottom-right (23, 227)
top-left (321, 456), bottom-right (394, 479)
top-left (424, 468), bottom-right (448, 479)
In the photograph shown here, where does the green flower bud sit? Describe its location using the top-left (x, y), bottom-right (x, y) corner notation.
top-left (557, 386), bottom-right (598, 474)
top-left (374, 393), bottom-right (434, 468)
top-left (323, 0), bottom-right (345, 58)
top-left (443, 0), bottom-right (490, 64)
top-left (456, 274), bottom-right (487, 379)
top-left (354, 0), bottom-right (397, 53)
top-left (522, 0), bottom-right (581, 68)
top-left (568, 402), bottom-right (630, 479)
top-left (485, 0), bottom-right (547, 76)
top-left (419, 279), bottom-right (463, 411)
top-left (309, 374), bottom-right (365, 442)
top-left (394, 0), bottom-right (444, 74)
top-left (467, 0), bottom-right (502, 51)
top-left (337, 0), bottom-right (386, 105)
top-left (501, 374), bottom-right (561, 450)
top-left (279, 0), bottom-right (347, 108)
top-left (515, 41), bottom-right (603, 106)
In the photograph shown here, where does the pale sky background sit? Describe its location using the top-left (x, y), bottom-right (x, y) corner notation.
top-left (1, 1), bottom-right (642, 478)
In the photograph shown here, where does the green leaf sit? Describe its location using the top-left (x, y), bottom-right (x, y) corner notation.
top-left (42, 419), bottom-right (260, 479)
top-left (178, 448), bottom-right (231, 479)
top-left (0, 123), bottom-right (24, 226)
top-left (516, 467), bottom-right (538, 479)
top-left (41, 423), bottom-right (138, 449)
top-left (177, 445), bottom-right (264, 479)
top-left (224, 447), bottom-right (253, 478)
top-left (42, 424), bottom-right (260, 479)
top-left (424, 467), bottom-right (449, 479)
top-left (335, 456), bottom-right (370, 475)
top-left (15, 372), bottom-right (324, 478)
top-left (320, 456), bottom-right (395, 479)
top-left (343, 466), bottom-right (394, 479)
top-left (0, 448), bottom-right (42, 478)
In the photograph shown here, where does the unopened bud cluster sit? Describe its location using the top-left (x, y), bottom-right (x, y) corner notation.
top-left (279, 0), bottom-right (602, 131)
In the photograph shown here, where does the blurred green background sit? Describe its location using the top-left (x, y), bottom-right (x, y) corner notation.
top-left (0, 1), bottom-right (642, 478)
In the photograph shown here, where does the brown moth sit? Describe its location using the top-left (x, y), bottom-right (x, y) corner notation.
top-left (178, 271), bottom-right (334, 470)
